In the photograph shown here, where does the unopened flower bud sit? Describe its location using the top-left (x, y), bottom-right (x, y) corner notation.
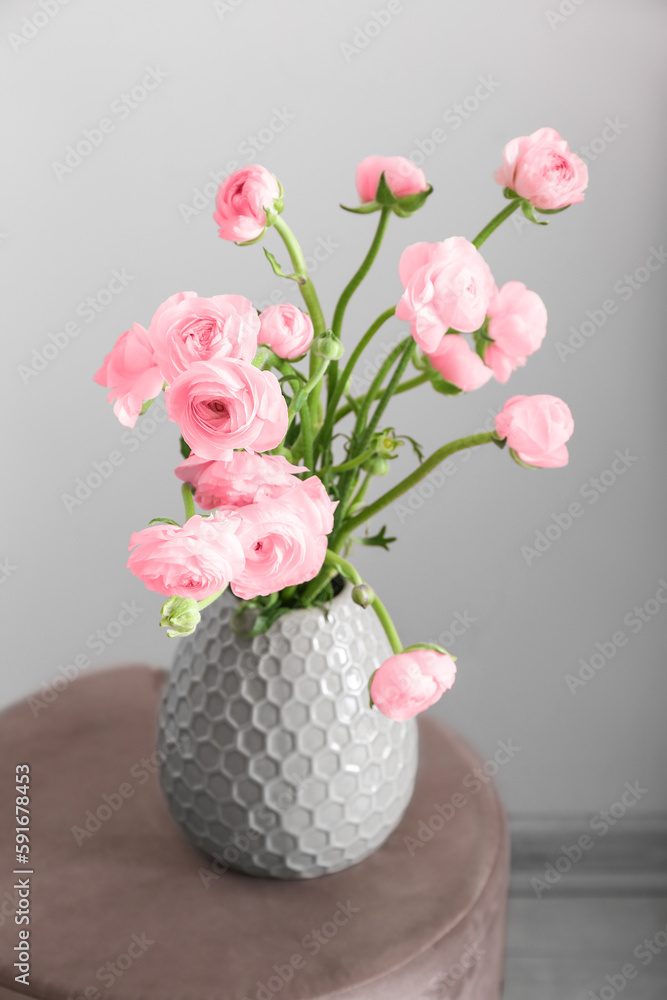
top-left (373, 430), bottom-right (401, 457)
top-left (311, 332), bottom-right (345, 361)
top-left (362, 455), bottom-right (390, 476)
top-left (160, 596), bottom-right (201, 638)
top-left (351, 583), bottom-right (375, 609)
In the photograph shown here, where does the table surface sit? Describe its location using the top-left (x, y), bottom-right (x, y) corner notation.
top-left (0, 666), bottom-right (508, 1000)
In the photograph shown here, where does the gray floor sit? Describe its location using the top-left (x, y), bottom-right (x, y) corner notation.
top-left (504, 819), bottom-right (667, 999)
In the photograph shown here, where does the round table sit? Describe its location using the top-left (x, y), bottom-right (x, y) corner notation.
top-left (0, 666), bottom-right (508, 1000)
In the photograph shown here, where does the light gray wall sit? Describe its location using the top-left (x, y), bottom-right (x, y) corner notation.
top-left (2, 0), bottom-right (666, 817)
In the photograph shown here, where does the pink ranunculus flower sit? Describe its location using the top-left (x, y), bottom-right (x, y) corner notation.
top-left (396, 238), bottom-right (496, 353)
top-left (495, 394), bottom-right (574, 468)
top-left (355, 155), bottom-right (428, 203)
top-left (93, 323), bottom-right (164, 428)
top-left (149, 292), bottom-right (260, 383)
top-left (370, 649), bottom-right (457, 721)
top-left (484, 281), bottom-right (548, 384)
top-left (427, 334), bottom-right (493, 392)
top-left (165, 357), bottom-right (288, 461)
top-left (494, 127), bottom-right (589, 210)
top-left (127, 514), bottom-right (245, 600)
top-left (222, 491), bottom-right (334, 601)
top-left (213, 164), bottom-right (282, 243)
top-left (268, 474), bottom-right (337, 536)
top-left (258, 303), bottom-right (314, 360)
top-left (174, 451), bottom-right (304, 510)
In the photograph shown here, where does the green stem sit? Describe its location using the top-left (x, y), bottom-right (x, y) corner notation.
top-left (329, 447), bottom-right (376, 475)
top-left (332, 337), bottom-right (412, 536)
top-left (334, 372), bottom-right (428, 423)
top-left (287, 357), bottom-right (330, 423)
top-left (370, 592), bottom-right (402, 655)
top-left (316, 550), bottom-right (402, 654)
top-left (197, 589), bottom-right (224, 611)
top-left (342, 431), bottom-right (496, 539)
top-left (347, 471), bottom-right (373, 515)
top-left (472, 200), bottom-right (521, 248)
top-left (300, 563), bottom-right (337, 605)
top-left (315, 305), bottom-right (395, 464)
top-left (273, 216), bottom-right (328, 433)
top-left (331, 208), bottom-right (392, 339)
top-left (361, 339), bottom-right (416, 445)
top-left (353, 337), bottom-right (410, 436)
top-left (273, 217), bottom-right (327, 335)
top-left (328, 207), bottom-right (392, 402)
top-left (181, 483), bottom-right (195, 521)
top-left (300, 400), bottom-right (314, 471)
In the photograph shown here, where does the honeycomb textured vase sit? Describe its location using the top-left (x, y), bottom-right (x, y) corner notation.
top-left (157, 586), bottom-right (419, 879)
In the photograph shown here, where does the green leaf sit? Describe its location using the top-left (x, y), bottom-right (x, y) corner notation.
top-left (520, 201), bottom-right (548, 226)
top-left (263, 248), bottom-right (305, 284)
top-left (471, 317), bottom-right (493, 362)
top-left (428, 370), bottom-right (464, 396)
top-left (180, 436), bottom-right (191, 459)
top-left (235, 228), bottom-right (268, 247)
top-left (535, 205), bottom-right (570, 215)
top-left (140, 397), bottom-right (155, 416)
top-left (392, 184), bottom-right (434, 217)
top-left (356, 525), bottom-right (397, 551)
top-left (375, 171), bottom-right (398, 207)
top-left (402, 642), bottom-right (456, 659)
top-left (148, 517), bottom-right (181, 527)
top-left (509, 447), bottom-right (537, 469)
top-left (368, 670), bottom-right (377, 709)
top-left (340, 201), bottom-right (381, 215)
top-left (503, 186), bottom-right (519, 200)
top-left (401, 434), bottom-right (425, 462)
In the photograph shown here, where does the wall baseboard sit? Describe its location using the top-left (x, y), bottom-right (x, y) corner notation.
top-left (509, 814), bottom-right (667, 897)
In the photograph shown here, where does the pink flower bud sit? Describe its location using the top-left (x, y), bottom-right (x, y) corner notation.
top-left (494, 127), bottom-right (588, 210)
top-left (370, 649), bottom-right (456, 721)
top-left (495, 394), bottom-right (574, 468)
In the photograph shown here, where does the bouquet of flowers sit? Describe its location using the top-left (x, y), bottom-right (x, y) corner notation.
top-left (95, 127), bottom-right (585, 724)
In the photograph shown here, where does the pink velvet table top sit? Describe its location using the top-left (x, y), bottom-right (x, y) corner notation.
top-left (0, 666), bottom-right (508, 1000)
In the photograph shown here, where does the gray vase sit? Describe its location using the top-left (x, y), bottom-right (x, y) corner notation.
top-left (157, 584), bottom-right (418, 879)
